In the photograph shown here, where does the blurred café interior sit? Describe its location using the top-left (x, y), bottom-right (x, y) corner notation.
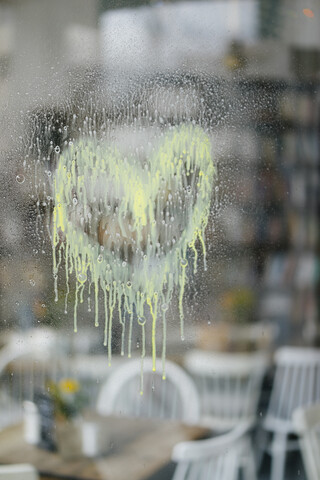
top-left (0, 0), bottom-right (319, 479)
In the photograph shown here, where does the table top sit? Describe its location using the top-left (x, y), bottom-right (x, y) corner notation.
top-left (0, 415), bottom-right (209, 480)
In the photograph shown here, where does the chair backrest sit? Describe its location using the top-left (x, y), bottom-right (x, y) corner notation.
top-left (0, 339), bottom-right (76, 430)
top-left (266, 347), bottom-right (320, 429)
top-left (0, 464), bottom-right (39, 480)
top-left (0, 333), bottom-right (127, 431)
top-left (293, 403), bottom-right (320, 480)
top-left (96, 357), bottom-right (200, 424)
top-left (0, 344), bottom-right (41, 430)
top-left (184, 349), bottom-right (269, 430)
top-left (171, 420), bottom-right (251, 480)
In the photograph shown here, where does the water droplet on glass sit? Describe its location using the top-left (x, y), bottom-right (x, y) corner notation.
top-left (138, 316), bottom-right (146, 326)
top-left (215, 186), bottom-right (219, 192)
top-left (186, 185), bottom-right (192, 195)
top-left (180, 258), bottom-right (188, 267)
top-left (122, 261), bottom-right (127, 267)
top-left (29, 279), bottom-right (35, 287)
top-left (97, 254), bottom-right (103, 263)
top-left (161, 303), bottom-right (168, 312)
top-left (54, 146), bottom-right (60, 154)
top-left (16, 174), bottom-right (25, 184)
top-left (78, 272), bottom-right (87, 283)
top-left (72, 197), bottom-right (78, 206)
top-left (127, 281), bottom-right (132, 288)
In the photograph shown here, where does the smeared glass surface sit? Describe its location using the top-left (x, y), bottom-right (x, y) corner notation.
top-left (52, 124), bottom-right (215, 373)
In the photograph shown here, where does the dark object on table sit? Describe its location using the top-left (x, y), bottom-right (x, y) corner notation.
top-left (34, 391), bottom-right (57, 452)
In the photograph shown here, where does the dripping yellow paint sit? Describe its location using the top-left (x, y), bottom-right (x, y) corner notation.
top-left (52, 124), bottom-right (215, 370)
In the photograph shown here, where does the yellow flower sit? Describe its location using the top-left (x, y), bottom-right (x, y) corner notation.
top-left (58, 378), bottom-right (80, 394)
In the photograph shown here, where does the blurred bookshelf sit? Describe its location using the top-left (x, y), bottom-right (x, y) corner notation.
top-left (258, 81), bottom-right (320, 346)
top-left (203, 76), bottom-right (319, 350)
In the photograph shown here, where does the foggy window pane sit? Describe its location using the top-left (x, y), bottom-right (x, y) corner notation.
top-left (0, 1), bottom-right (319, 479)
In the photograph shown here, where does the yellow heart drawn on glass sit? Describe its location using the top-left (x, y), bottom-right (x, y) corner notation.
top-left (52, 124), bottom-right (215, 374)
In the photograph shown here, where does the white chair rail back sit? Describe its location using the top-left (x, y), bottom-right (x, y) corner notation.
top-left (263, 347), bottom-right (320, 480)
top-left (0, 339), bottom-right (76, 430)
top-left (267, 347), bottom-right (320, 427)
top-left (184, 350), bottom-right (269, 430)
top-left (96, 357), bottom-right (200, 424)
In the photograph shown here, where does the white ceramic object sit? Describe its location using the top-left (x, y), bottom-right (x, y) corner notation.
top-left (82, 421), bottom-right (109, 457)
top-left (23, 401), bottom-right (40, 445)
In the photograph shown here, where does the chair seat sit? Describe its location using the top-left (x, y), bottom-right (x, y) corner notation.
top-left (263, 415), bottom-right (295, 435)
top-left (171, 420), bottom-right (257, 480)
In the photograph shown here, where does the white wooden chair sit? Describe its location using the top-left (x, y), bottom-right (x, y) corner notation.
top-left (293, 403), bottom-right (320, 480)
top-left (183, 350), bottom-right (269, 431)
top-left (0, 342), bottom-right (41, 429)
top-left (263, 347), bottom-right (320, 480)
top-left (171, 420), bottom-right (254, 480)
top-left (0, 335), bottom-right (74, 430)
top-left (183, 349), bottom-right (269, 480)
top-left (0, 332), bottom-right (124, 431)
top-left (96, 357), bottom-right (200, 424)
top-left (0, 464), bottom-right (39, 479)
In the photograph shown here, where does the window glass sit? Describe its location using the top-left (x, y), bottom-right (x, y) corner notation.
top-left (0, 1), bottom-right (319, 478)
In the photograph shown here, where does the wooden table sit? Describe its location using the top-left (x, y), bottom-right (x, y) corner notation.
top-left (0, 416), bottom-right (209, 480)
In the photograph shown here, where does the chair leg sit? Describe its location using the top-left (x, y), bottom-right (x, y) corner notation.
top-left (254, 427), bottom-right (269, 471)
top-left (270, 432), bottom-right (287, 480)
top-left (241, 437), bottom-right (257, 480)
